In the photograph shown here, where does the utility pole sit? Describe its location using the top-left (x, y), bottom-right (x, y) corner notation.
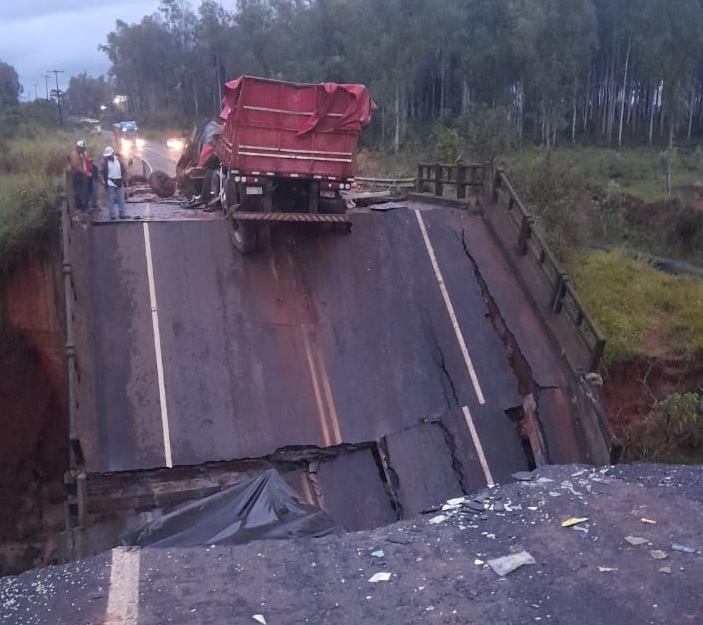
top-left (34, 84), bottom-right (38, 100)
top-left (43, 74), bottom-right (51, 100)
top-left (49, 69), bottom-right (64, 128)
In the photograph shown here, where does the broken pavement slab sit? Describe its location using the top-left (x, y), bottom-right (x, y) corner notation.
top-left (1, 465), bottom-right (702, 625)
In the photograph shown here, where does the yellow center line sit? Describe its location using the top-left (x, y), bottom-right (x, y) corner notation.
top-left (303, 330), bottom-right (331, 447)
top-left (315, 346), bottom-right (342, 445)
top-left (299, 472), bottom-right (315, 505)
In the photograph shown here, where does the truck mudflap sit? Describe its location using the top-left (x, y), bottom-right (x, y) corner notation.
top-left (232, 211), bottom-right (351, 223)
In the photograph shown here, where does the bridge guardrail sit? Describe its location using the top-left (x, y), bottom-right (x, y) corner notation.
top-left (416, 163), bottom-right (485, 199)
top-left (492, 169), bottom-right (605, 371)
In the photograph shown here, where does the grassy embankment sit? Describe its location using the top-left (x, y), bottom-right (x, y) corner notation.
top-left (0, 133), bottom-right (100, 271)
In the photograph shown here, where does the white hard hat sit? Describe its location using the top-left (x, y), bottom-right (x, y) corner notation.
top-left (103, 146), bottom-right (115, 157)
top-left (76, 139), bottom-right (86, 149)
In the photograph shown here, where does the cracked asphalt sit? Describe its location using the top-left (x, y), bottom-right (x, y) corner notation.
top-left (1, 464), bottom-right (701, 625)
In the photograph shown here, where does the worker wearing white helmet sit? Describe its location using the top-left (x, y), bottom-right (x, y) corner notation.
top-left (67, 139), bottom-right (90, 211)
top-left (101, 146), bottom-right (127, 220)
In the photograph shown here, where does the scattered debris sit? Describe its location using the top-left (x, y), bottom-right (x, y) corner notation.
top-left (464, 501), bottom-right (485, 513)
top-left (561, 517), bottom-right (589, 528)
top-left (487, 551), bottom-right (536, 577)
top-left (671, 544), bottom-right (696, 554)
top-left (650, 550), bottom-right (668, 560)
top-left (371, 550), bottom-right (385, 558)
top-left (474, 559), bottom-right (485, 566)
top-left (253, 615), bottom-right (267, 625)
top-left (598, 567), bottom-right (619, 572)
top-left (641, 518), bottom-right (657, 525)
top-left (428, 515), bottom-right (448, 525)
top-left (369, 572), bottom-right (392, 583)
top-left (659, 567), bottom-right (672, 575)
top-left (512, 471), bottom-right (534, 482)
top-left (625, 536), bottom-right (648, 546)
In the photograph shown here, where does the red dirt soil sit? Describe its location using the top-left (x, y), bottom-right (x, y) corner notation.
top-left (0, 255), bottom-right (68, 575)
top-left (600, 353), bottom-right (703, 447)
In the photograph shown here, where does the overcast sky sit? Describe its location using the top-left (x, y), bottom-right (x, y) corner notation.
top-left (0, 1), bottom-right (184, 99)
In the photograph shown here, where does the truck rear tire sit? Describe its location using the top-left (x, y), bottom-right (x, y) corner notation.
top-left (225, 179), bottom-right (259, 254)
top-left (229, 214), bottom-right (259, 254)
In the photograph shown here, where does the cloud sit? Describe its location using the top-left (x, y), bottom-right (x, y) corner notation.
top-left (0, 2), bottom-right (164, 96)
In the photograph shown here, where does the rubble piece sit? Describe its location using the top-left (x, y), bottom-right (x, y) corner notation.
top-left (598, 567), bottom-right (619, 572)
top-left (641, 518), bottom-right (657, 525)
top-left (371, 550), bottom-right (385, 558)
top-left (659, 567), bottom-right (672, 574)
top-left (368, 572), bottom-right (392, 583)
top-left (253, 616), bottom-right (267, 625)
top-left (464, 501), bottom-right (485, 513)
top-left (428, 515), bottom-right (448, 525)
top-left (487, 551), bottom-right (536, 577)
top-left (512, 471), bottom-right (534, 482)
top-left (624, 536), bottom-right (648, 546)
top-left (650, 550), bottom-right (668, 560)
top-left (561, 517), bottom-right (589, 528)
top-left (671, 544), bottom-right (696, 554)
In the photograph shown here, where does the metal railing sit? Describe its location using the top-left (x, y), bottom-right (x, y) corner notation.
top-left (492, 169), bottom-right (605, 371)
top-left (416, 162), bottom-right (485, 199)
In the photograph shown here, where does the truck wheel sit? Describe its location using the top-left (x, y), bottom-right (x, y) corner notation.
top-left (201, 168), bottom-right (220, 210)
top-left (149, 170), bottom-right (177, 198)
top-left (228, 210), bottom-right (259, 254)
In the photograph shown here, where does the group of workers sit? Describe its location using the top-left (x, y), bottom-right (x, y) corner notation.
top-left (67, 140), bottom-right (127, 220)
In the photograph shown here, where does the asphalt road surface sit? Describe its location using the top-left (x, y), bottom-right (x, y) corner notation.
top-left (3, 464), bottom-right (701, 625)
top-left (85, 207), bottom-right (529, 490)
top-left (74, 143), bottom-right (597, 526)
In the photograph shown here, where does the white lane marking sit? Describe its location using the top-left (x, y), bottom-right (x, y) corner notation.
top-left (138, 154), bottom-right (154, 176)
top-left (105, 548), bottom-right (140, 625)
top-left (462, 405), bottom-right (495, 487)
top-left (414, 209), bottom-right (486, 404)
top-left (143, 222), bottom-right (173, 467)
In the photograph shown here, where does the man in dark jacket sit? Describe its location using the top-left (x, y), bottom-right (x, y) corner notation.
top-left (101, 146), bottom-right (127, 220)
top-left (67, 139), bottom-right (90, 210)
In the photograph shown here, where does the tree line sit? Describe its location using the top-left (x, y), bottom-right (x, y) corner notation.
top-left (5, 0), bottom-right (703, 152)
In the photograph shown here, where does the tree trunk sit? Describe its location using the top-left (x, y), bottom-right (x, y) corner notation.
top-left (649, 84), bottom-right (656, 146)
top-left (571, 80), bottom-right (577, 143)
top-left (688, 81), bottom-right (696, 141)
top-left (618, 37), bottom-right (631, 147)
top-left (393, 84), bottom-right (400, 153)
top-left (665, 120), bottom-right (673, 198)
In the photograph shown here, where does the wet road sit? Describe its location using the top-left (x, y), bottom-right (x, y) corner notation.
top-left (136, 139), bottom-right (179, 177)
top-left (86, 209), bottom-right (529, 491)
top-left (74, 144), bottom-right (599, 523)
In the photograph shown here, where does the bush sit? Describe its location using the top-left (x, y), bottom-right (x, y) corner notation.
top-left (628, 392), bottom-right (703, 463)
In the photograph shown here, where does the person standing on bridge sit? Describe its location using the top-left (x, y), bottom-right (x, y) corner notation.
top-left (101, 146), bottom-right (127, 220)
top-left (67, 139), bottom-right (90, 211)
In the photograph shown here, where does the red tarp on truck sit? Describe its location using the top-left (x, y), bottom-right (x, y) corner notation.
top-left (217, 75), bottom-right (375, 179)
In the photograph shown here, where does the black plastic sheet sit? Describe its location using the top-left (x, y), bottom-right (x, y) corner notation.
top-left (121, 469), bottom-right (340, 548)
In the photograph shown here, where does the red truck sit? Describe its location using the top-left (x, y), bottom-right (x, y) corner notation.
top-left (206, 75), bottom-right (374, 253)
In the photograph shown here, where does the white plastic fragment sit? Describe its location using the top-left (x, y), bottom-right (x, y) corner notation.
top-left (253, 616), bottom-right (267, 625)
top-left (487, 551), bottom-right (536, 576)
top-left (598, 567), bottom-right (619, 572)
top-left (474, 559), bottom-right (485, 566)
top-left (368, 572), bottom-right (392, 583)
top-left (447, 497), bottom-right (465, 506)
top-left (429, 515), bottom-right (448, 524)
top-left (624, 536), bottom-right (648, 546)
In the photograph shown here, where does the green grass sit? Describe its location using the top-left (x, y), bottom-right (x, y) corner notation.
top-left (568, 249), bottom-right (703, 367)
top-left (0, 133), bottom-right (68, 271)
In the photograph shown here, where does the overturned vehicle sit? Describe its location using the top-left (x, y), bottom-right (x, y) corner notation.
top-left (149, 75), bottom-right (375, 254)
